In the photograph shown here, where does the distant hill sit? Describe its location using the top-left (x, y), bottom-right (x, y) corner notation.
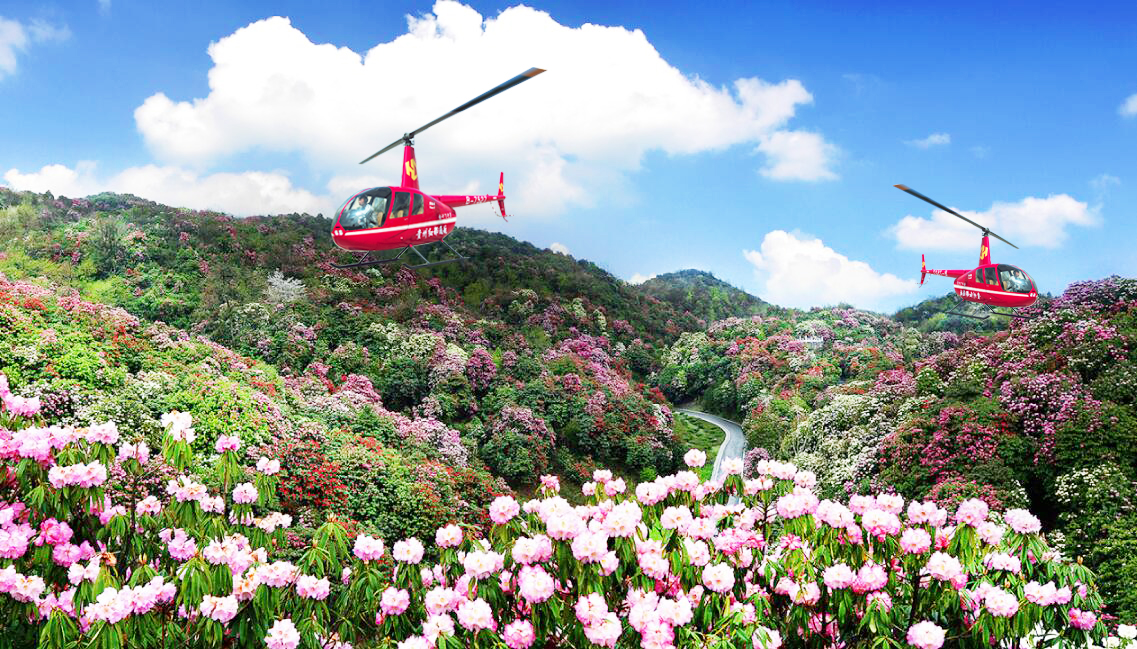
top-left (639, 269), bottom-right (777, 323)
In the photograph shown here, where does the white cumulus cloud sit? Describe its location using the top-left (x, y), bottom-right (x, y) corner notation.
top-left (757, 130), bottom-right (837, 181)
top-left (906, 132), bottom-right (950, 148)
top-left (126, 1), bottom-right (836, 216)
top-left (743, 231), bottom-right (917, 310)
top-left (629, 272), bottom-right (656, 285)
top-left (1120, 93), bottom-right (1137, 118)
top-left (890, 193), bottom-right (1098, 251)
top-left (549, 242), bottom-right (570, 255)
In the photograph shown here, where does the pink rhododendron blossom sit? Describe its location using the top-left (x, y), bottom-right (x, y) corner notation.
top-left (489, 496), bottom-right (520, 524)
top-left (753, 626), bottom-right (782, 649)
top-left (900, 528), bottom-right (932, 554)
top-left (984, 587), bottom-right (1019, 617)
top-left (1069, 608), bottom-right (1097, 630)
top-left (232, 482), bottom-right (258, 504)
top-left (381, 587), bottom-right (411, 615)
top-left (463, 550), bottom-right (504, 579)
top-left (1003, 508), bottom-right (1042, 534)
top-left (925, 552), bottom-right (964, 583)
top-left (353, 535), bottom-right (385, 561)
top-left (199, 595), bottom-right (239, 624)
top-left (503, 619), bottom-right (535, 649)
top-left (868, 591), bottom-right (893, 612)
top-left (823, 563), bottom-right (855, 590)
top-left (539, 475), bottom-right (559, 493)
top-left (456, 598), bottom-right (496, 632)
top-left (265, 618), bottom-right (301, 649)
top-left (296, 575), bottom-right (330, 600)
top-left (684, 449), bottom-right (707, 468)
top-left (214, 434), bottom-right (241, 453)
top-left (117, 442), bottom-right (150, 465)
top-left (907, 621), bottom-right (945, 649)
top-left (393, 538), bottom-right (425, 564)
top-left (976, 521), bottom-right (1004, 546)
top-left (160, 411), bottom-right (195, 443)
top-left (436, 524), bottom-right (462, 548)
top-left (256, 456), bottom-right (281, 475)
top-left (702, 562), bottom-right (735, 593)
top-left (603, 478), bottom-right (625, 497)
top-left (794, 470), bottom-right (817, 489)
top-left (135, 496), bottom-right (162, 516)
top-left (954, 499), bottom-right (989, 527)
top-left (518, 566), bottom-right (555, 603)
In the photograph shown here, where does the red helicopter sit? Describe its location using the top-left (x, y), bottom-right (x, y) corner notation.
top-left (331, 67), bottom-right (546, 269)
top-left (895, 184), bottom-right (1038, 319)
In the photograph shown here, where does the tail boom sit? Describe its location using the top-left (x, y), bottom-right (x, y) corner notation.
top-left (437, 173), bottom-right (508, 220)
top-left (921, 256), bottom-right (968, 281)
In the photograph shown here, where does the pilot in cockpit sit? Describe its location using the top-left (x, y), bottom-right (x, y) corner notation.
top-left (349, 196), bottom-right (375, 228)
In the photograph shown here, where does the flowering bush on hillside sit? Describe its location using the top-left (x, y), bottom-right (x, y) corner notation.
top-left (0, 375), bottom-right (1113, 649)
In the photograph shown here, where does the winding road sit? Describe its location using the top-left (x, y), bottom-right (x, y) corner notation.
top-left (675, 409), bottom-right (746, 484)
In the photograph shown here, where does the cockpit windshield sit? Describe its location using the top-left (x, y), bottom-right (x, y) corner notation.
top-left (339, 188), bottom-right (391, 231)
top-left (998, 264), bottom-right (1033, 294)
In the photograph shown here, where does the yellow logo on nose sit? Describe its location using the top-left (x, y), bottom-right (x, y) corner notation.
top-left (405, 160), bottom-right (418, 181)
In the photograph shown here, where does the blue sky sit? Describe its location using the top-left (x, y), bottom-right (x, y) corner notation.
top-left (1, 0), bottom-right (1135, 312)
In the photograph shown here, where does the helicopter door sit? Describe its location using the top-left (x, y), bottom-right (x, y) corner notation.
top-left (412, 193), bottom-right (424, 216)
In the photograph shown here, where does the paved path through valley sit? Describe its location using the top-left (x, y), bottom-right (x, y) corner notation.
top-left (675, 409), bottom-right (746, 484)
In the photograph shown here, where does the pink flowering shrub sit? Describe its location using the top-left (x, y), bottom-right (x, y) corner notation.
top-left (4, 367), bottom-right (1109, 647)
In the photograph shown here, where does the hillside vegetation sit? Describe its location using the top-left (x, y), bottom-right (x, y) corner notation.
top-left (657, 276), bottom-right (1137, 618)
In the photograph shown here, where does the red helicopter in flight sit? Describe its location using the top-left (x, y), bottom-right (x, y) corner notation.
top-left (895, 184), bottom-right (1038, 319)
top-left (330, 67), bottom-right (546, 269)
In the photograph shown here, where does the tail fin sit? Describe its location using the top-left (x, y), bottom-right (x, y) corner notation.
top-left (496, 172), bottom-right (507, 221)
top-left (921, 254), bottom-right (927, 286)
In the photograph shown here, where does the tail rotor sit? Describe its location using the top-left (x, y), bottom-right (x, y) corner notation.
top-left (496, 172), bottom-right (508, 221)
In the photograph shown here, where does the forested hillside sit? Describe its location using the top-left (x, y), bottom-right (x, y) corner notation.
top-left (0, 187), bottom-right (1128, 644)
top-left (658, 276), bottom-right (1137, 618)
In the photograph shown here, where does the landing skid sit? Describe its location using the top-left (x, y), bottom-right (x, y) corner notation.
top-left (332, 238), bottom-right (467, 270)
top-left (940, 295), bottom-right (1034, 320)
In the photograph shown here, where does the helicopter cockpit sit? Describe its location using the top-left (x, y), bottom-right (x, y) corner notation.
top-left (338, 188), bottom-right (392, 231)
top-left (997, 264), bottom-right (1034, 294)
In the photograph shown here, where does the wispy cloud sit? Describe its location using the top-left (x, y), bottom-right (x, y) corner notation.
top-left (1120, 93), bottom-right (1137, 118)
top-left (0, 16), bottom-right (70, 80)
top-left (905, 132), bottom-right (951, 149)
top-left (98, 0), bottom-right (112, 16)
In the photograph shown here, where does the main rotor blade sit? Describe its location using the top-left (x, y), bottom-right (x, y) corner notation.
top-left (894, 184), bottom-right (1018, 250)
top-left (360, 67), bottom-right (546, 165)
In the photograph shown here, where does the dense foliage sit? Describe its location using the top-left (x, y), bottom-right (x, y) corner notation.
top-left (0, 189), bottom-right (704, 493)
top-left (0, 392), bottom-right (1114, 648)
top-left (660, 277), bottom-right (1137, 622)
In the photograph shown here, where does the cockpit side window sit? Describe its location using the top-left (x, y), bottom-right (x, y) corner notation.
top-left (339, 188), bottom-right (390, 231)
top-left (412, 193), bottom-right (424, 216)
